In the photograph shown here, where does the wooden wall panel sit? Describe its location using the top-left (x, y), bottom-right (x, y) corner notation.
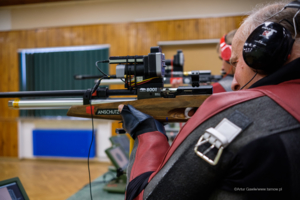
top-left (55, 27), bottom-right (72, 47)
top-left (0, 120), bottom-right (18, 157)
top-left (35, 29), bottom-right (49, 47)
top-left (0, 31), bottom-right (20, 157)
top-left (0, 15), bottom-right (246, 157)
top-left (96, 25), bottom-right (105, 45)
top-left (0, 31), bottom-right (20, 119)
top-left (83, 25), bottom-right (100, 45)
top-left (0, 32), bottom-right (6, 119)
top-left (70, 26), bottom-right (85, 46)
top-left (182, 19), bottom-right (200, 40)
top-left (161, 44), bottom-right (224, 75)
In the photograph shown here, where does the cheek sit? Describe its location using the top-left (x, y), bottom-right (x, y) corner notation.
top-left (235, 58), bottom-right (249, 78)
top-left (234, 66), bottom-right (242, 82)
top-left (221, 61), bottom-right (227, 69)
top-left (238, 57), bottom-right (249, 71)
top-left (234, 64), bottom-right (248, 86)
top-left (224, 63), bottom-right (232, 71)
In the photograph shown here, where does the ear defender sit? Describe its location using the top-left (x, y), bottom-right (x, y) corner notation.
top-left (220, 34), bottom-right (232, 61)
top-left (243, 22), bottom-right (294, 74)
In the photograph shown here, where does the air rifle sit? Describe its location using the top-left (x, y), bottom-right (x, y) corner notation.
top-left (0, 46), bottom-right (212, 123)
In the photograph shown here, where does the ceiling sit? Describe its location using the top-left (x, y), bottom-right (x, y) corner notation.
top-left (0, 0), bottom-right (83, 7)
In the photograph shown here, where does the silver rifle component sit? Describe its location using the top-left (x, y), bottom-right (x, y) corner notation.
top-left (8, 98), bottom-right (136, 110)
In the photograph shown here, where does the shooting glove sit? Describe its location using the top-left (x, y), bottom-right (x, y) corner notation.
top-left (120, 105), bottom-right (167, 140)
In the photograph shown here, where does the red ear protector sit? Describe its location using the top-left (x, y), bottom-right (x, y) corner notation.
top-left (220, 34), bottom-right (232, 62)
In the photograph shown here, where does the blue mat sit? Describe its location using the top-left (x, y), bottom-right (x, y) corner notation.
top-left (67, 172), bottom-right (125, 200)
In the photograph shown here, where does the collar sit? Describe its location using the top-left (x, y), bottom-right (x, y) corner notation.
top-left (250, 57), bottom-right (300, 88)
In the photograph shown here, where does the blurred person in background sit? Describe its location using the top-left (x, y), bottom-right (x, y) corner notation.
top-left (212, 29), bottom-right (237, 93)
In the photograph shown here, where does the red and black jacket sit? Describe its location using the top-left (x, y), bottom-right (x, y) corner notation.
top-left (126, 58), bottom-right (300, 200)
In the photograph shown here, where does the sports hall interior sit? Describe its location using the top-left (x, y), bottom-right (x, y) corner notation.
top-left (0, 0), bottom-right (270, 199)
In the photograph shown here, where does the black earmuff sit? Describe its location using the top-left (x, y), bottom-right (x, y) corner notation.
top-left (243, 22), bottom-right (295, 74)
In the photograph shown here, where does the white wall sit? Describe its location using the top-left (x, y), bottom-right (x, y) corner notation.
top-left (0, 9), bottom-right (11, 31)
top-left (0, 0), bottom-right (274, 31)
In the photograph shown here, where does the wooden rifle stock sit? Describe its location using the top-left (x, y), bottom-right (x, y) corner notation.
top-left (67, 94), bottom-right (210, 122)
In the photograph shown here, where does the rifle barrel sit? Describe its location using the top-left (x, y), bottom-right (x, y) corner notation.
top-left (0, 90), bottom-right (85, 98)
top-left (0, 89), bottom-right (135, 98)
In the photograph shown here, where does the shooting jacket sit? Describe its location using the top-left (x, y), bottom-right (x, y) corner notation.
top-left (212, 75), bottom-right (233, 93)
top-left (126, 58), bottom-right (300, 200)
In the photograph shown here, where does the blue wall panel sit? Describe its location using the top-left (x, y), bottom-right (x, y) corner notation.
top-left (33, 129), bottom-right (95, 158)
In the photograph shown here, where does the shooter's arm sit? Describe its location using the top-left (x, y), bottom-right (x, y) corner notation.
top-left (119, 105), bottom-right (170, 200)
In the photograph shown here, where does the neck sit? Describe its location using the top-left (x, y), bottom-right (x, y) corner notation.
top-left (242, 72), bottom-right (265, 90)
top-left (286, 43), bottom-right (300, 64)
top-left (249, 57), bottom-right (300, 89)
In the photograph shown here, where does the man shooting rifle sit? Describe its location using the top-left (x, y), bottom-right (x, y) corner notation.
top-left (119, 1), bottom-right (300, 199)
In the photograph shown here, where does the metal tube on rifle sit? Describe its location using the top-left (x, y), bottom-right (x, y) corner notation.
top-left (0, 90), bottom-right (85, 98)
top-left (8, 98), bottom-right (136, 110)
top-left (75, 75), bottom-right (124, 85)
top-left (98, 79), bottom-right (124, 85)
top-left (0, 89), bottom-right (136, 98)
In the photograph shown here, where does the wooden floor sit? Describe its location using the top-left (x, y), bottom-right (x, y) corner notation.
top-left (0, 158), bottom-right (111, 200)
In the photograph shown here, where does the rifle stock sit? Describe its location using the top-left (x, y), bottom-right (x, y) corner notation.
top-left (67, 95), bottom-right (209, 122)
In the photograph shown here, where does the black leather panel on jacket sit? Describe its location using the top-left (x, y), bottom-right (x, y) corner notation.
top-left (143, 96), bottom-right (300, 200)
top-left (221, 134), bottom-right (291, 200)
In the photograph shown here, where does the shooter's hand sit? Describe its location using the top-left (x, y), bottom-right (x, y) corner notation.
top-left (118, 104), bottom-right (167, 140)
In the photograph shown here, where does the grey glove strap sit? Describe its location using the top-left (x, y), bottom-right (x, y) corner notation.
top-left (120, 105), bottom-right (152, 138)
top-left (194, 110), bottom-right (252, 165)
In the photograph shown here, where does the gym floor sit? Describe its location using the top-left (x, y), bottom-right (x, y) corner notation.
top-left (0, 158), bottom-right (110, 200)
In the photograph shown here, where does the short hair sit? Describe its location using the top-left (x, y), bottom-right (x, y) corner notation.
top-left (224, 29), bottom-right (237, 45)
